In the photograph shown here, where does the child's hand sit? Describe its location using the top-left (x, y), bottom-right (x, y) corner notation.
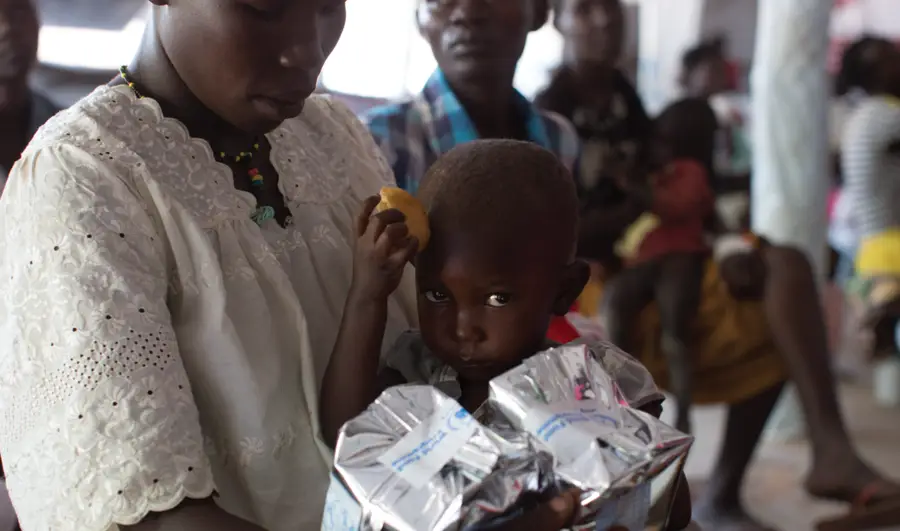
top-left (350, 196), bottom-right (419, 303)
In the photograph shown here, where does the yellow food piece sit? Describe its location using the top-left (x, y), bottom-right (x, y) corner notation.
top-left (375, 187), bottom-right (430, 251)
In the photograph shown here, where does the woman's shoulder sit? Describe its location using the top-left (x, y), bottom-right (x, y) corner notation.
top-left (10, 86), bottom-right (242, 231)
top-left (21, 85), bottom-right (172, 194)
top-left (27, 85), bottom-right (140, 155)
top-left (275, 95), bottom-right (396, 204)
top-left (11, 87), bottom-right (146, 197)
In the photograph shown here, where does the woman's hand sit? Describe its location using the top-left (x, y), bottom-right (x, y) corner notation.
top-left (351, 196), bottom-right (419, 303)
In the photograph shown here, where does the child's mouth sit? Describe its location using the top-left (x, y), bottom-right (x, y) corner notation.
top-left (454, 360), bottom-right (509, 380)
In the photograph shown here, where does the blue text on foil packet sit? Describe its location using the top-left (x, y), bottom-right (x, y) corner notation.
top-left (390, 428), bottom-right (449, 472)
top-left (377, 404), bottom-right (478, 488)
top-left (389, 407), bottom-right (472, 472)
top-left (534, 407), bottom-right (618, 444)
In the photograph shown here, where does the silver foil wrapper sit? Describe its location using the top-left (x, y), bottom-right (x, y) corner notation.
top-left (487, 343), bottom-right (694, 530)
top-left (323, 385), bottom-right (555, 531)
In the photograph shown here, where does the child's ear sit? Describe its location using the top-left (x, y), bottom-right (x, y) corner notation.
top-left (552, 259), bottom-right (590, 316)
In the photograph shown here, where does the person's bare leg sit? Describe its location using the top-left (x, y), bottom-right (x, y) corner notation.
top-left (763, 245), bottom-right (900, 504)
top-left (693, 382), bottom-right (783, 531)
top-left (601, 263), bottom-right (656, 352)
top-left (655, 253), bottom-right (705, 434)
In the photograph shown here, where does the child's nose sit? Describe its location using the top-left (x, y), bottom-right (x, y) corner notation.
top-left (455, 309), bottom-right (484, 344)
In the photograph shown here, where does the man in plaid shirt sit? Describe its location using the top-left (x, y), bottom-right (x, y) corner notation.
top-left (360, 0), bottom-right (578, 196)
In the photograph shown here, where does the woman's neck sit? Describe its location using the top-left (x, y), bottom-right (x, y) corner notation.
top-left (124, 22), bottom-right (257, 153)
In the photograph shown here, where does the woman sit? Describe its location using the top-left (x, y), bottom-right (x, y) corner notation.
top-left (535, 0), bottom-right (648, 248)
top-left (836, 36), bottom-right (900, 357)
top-left (541, 1), bottom-right (900, 530)
top-left (0, 1), bottom-right (591, 530)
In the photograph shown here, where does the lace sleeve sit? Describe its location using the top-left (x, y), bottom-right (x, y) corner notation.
top-left (320, 96), bottom-right (420, 337)
top-left (0, 146), bottom-right (214, 530)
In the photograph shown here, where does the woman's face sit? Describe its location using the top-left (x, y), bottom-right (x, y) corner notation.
top-left (155, 0), bottom-right (346, 134)
top-left (417, 0), bottom-right (534, 86)
top-left (554, 0), bottom-right (624, 66)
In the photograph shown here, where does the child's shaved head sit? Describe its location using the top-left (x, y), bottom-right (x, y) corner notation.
top-left (417, 139), bottom-right (579, 266)
top-left (412, 140), bottom-right (588, 383)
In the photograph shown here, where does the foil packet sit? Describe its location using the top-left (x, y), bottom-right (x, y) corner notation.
top-left (322, 385), bottom-right (556, 531)
top-left (486, 342), bottom-right (694, 531)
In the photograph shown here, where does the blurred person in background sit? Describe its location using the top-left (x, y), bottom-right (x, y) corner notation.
top-left (362, 0), bottom-right (578, 195)
top-left (679, 36), bottom-right (751, 190)
top-left (836, 36), bottom-right (900, 358)
top-left (542, 1), bottom-right (900, 529)
top-left (536, 0), bottom-right (649, 265)
top-left (0, 0), bottom-right (57, 180)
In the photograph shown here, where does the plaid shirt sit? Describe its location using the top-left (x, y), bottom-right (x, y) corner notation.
top-left (361, 70), bottom-right (580, 195)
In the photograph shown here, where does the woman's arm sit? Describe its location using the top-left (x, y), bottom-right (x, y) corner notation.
top-left (0, 147), bottom-right (219, 529)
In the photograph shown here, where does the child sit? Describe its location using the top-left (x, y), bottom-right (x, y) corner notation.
top-left (680, 37), bottom-right (751, 184)
top-left (601, 98), bottom-right (719, 434)
top-left (320, 139), bottom-right (692, 530)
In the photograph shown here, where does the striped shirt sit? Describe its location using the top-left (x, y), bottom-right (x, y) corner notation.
top-left (361, 70), bottom-right (579, 195)
top-left (841, 96), bottom-right (900, 238)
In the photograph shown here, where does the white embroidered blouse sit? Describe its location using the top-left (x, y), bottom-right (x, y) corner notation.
top-left (0, 85), bottom-right (418, 531)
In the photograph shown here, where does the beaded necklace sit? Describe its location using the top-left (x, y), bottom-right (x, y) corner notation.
top-left (118, 66), bottom-right (276, 225)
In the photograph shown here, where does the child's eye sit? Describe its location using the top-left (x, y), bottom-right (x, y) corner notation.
top-left (424, 290), bottom-right (449, 303)
top-left (485, 293), bottom-right (512, 308)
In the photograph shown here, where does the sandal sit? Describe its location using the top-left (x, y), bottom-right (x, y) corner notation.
top-left (816, 482), bottom-right (900, 531)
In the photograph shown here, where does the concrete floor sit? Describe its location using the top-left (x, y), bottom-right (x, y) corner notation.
top-left (664, 382), bottom-right (900, 530)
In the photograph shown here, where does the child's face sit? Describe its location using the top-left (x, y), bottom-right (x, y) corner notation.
top-left (684, 57), bottom-right (730, 98)
top-left (415, 235), bottom-right (578, 383)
